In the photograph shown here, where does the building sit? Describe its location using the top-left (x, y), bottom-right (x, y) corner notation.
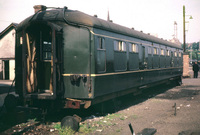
top-left (0, 23), bottom-right (18, 80)
top-left (169, 37), bottom-right (182, 46)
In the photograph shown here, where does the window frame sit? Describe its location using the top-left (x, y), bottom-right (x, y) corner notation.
top-left (148, 46), bottom-right (152, 54)
top-left (166, 50), bottom-right (170, 56)
top-left (129, 43), bottom-right (138, 53)
top-left (97, 37), bottom-right (105, 50)
top-left (160, 49), bottom-right (165, 56)
top-left (174, 51), bottom-right (177, 57)
top-left (42, 41), bottom-right (52, 60)
top-left (153, 47), bottom-right (158, 55)
top-left (114, 40), bottom-right (126, 52)
top-left (179, 52), bottom-right (182, 57)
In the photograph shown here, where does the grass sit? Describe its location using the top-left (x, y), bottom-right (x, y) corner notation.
top-left (58, 127), bottom-right (75, 135)
top-left (116, 128), bottom-right (122, 132)
top-left (131, 114), bottom-right (138, 119)
top-left (53, 123), bottom-right (61, 130)
top-left (105, 113), bottom-right (122, 120)
top-left (54, 123), bottom-right (75, 135)
top-left (79, 113), bottom-right (125, 134)
top-left (119, 117), bottom-right (125, 120)
top-left (53, 113), bottom-right (127, 134)
top-left (79, 123), bottom-right (94, 134)
top-left (27, 118), bottom-right (37, 122)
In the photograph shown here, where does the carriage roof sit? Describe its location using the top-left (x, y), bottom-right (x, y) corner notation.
top-left (17, 7), bottom-right (182, 49)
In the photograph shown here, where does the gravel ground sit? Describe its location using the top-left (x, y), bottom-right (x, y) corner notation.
top-left (0, 74), bottom-right (200, 135)
top-left (79, 78), bottom-right (200, 135)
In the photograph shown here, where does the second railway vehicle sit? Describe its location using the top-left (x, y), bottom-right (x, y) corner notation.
top-left (15, 5), bottom-right (183, 127)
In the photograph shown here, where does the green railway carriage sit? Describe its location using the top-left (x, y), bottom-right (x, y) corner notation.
top-left (15, 6), bottom-right (183, 111)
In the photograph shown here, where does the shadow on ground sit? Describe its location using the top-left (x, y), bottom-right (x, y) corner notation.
top-left (155, 86), bottom-right (199, 100)
top-left (0, 81), bottom-right (186, 134)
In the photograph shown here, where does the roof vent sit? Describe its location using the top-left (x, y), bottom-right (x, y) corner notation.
top-left (131, 27), bottom-right (134, 30)
top-left (33, 5), bottom-right (47, 13)
top-left (140, 31), bottom-right (143, 33)
top-left (94, 15), bottom-right (98, 17)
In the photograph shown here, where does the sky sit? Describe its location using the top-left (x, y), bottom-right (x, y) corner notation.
top-left (0, 0), bottom-right (200, 43)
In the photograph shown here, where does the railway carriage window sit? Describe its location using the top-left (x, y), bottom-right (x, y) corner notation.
top-left (41, 30), bottom-right (52, 61)
top-left (97, 37), bottom-right (106, 73)
top-left (114, 41), bottom-right (127, 71)
top-left (98, 37), bottom-right (105, 49)
top-left (129, 43), bottom-right (138, 53)
top-left (153, 47), bottom-right (158, 55)
top-left (122, 42), bottom-right (126, 51)
top-left (114, 41), bottom-right (119, 51)
top-left (179, 52), bottom-right (182, 57)
top-left (148, 47), bottom-right (152, 54)
top-left (20, 37), bottom-right (23, 45)
top-left (42, 41), bottom-right (52, 60)
top-left (161, 49), bottom-right (164, 55)
top-left (166, 50), bottom-right (170, 56)
top-left (114, 41), bottom-right (126, 52)
top-left (174, 52), bottom-right (177, 57)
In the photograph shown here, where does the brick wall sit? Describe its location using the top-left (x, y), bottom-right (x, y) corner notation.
top-left (183, 53), bottom-right (189, 77)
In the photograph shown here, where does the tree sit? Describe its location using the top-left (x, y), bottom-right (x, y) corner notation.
top-left (192, 42), bottom-right (199, 50)
top-left (182, 42), bottom-right (200, 61)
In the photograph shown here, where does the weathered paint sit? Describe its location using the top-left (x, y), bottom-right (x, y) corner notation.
top-left (15, 7), bottom-right (183, 109)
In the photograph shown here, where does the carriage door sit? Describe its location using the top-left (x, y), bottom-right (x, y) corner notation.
top-left (139, 45), bottom-right (147, 84)
top-left (25, 23), bottom-right (62, 99)
top-left (55, 30), bottom-right (63, 96)
top-left (171, 51), bottom-right (174, 67)
top-left (25, 25), bottom-right (53, 95)
top-left (38, 25), bottom-right (63, 97)
top-left (139, 45), bottom-right (147, 70)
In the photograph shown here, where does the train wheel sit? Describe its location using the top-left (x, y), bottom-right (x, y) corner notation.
top-left (61, 115), bottom-right (80, 131)
top-left (4, 94), bottom-right (17, 112)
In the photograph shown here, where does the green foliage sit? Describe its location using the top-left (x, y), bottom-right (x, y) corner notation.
top-left (119, 117), bottom-right (125, 120)
top-left (105, 113), bottom-right (122, 120)
top-left (79, 123), bottom-right (94, 134)
top-left (183, 42), bottom-right (200, 60)
top-left (54, 123), bottom-right (61, 130)
top-left (183, 42), bottom-right (199, 50)
top-left (192, 42), bottom-right (199, 50)
top-left (54, 123), bottom-right (75, 135)
top-left (79, 113), bottom-right (125, 134)
top-left (58, 127), bottom-right (75, 135)
top-left (27, 118), bottom-right (37, 122)
top-left (131, 114), bottom-right (138, 119)
top-left (53, 113), bottom-right (129, 134)
top-left (188, 50), bottom-right (200, 60)
top-left (116, 128), bottom-right (121, 132)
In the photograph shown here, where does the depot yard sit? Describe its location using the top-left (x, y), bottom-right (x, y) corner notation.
top-left (0, 75), bottom-right (200, 135)
top-left (78, 78), bottom-right (200, 135)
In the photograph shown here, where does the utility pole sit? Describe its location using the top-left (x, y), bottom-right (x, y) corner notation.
top-left (183, 5), bottom-right (186, 52)
top-left (182, 5), bottom-right (189, 77)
